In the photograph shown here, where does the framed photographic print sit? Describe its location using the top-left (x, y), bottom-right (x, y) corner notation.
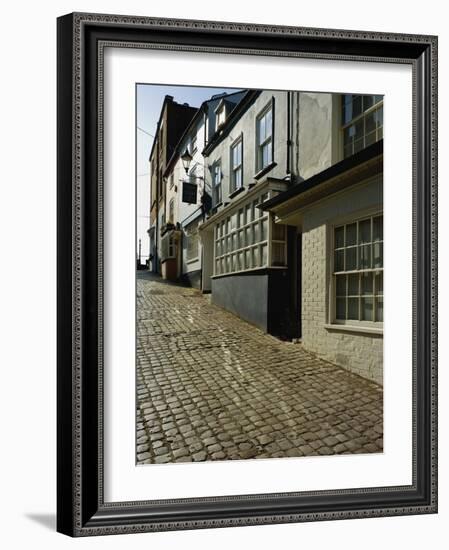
top-left (57, 12), bottom-right (438, 536)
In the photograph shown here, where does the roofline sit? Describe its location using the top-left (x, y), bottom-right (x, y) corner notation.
top-left (260, 140), bottom-right (383, 211)
top-left (148, 96), bottom-right (197, 161)
top-left (202, 89), bottom-right (261, 156)
top-left (162, 90), bottom-right (246, 177)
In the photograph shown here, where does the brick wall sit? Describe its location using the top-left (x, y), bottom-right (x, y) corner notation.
top-left (301, 178), bottom-right (383, 385)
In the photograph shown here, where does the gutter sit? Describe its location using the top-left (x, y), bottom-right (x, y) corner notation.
top-left (260, 139), bottom-right (383, 211)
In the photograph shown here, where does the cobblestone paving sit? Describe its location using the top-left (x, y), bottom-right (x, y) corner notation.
top-left (136, 273), bottom-right (383, 464)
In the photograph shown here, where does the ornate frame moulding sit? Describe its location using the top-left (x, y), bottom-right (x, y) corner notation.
top-left (57, 12), bottom-right (437, 536)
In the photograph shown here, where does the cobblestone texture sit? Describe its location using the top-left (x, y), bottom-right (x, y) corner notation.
top-left (137, 273), bottom-right (383, 464)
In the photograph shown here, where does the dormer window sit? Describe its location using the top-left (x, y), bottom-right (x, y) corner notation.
top-left (215, 101), bottom-right (226, 130)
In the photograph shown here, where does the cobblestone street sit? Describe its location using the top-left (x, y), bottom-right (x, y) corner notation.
top-left (136, 273), bottom-right (383, 464)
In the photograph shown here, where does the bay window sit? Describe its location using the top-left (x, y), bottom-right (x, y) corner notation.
top-left (213, 191), bottom-right (287, 276)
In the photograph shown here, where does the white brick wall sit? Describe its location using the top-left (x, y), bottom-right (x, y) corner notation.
top-left (301, 179), bottom-right (383, 385)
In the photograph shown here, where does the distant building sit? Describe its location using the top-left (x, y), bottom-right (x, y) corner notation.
top-left (148, 95), bottom-right (197, 274)
top-left (161, 91), bottom-right (246, 287)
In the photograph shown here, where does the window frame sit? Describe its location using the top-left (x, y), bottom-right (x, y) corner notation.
top-left (230, 134), bottom-right (244, 194)
top-left (212, 191), bottom-right (287, 277)
top-left (255, 98), bottom-right (275, 173)
top-left (215, 101), bottom-right (226, 130)
top-left (212, 159), bottom-right (222, 207)
top-left (341, 94), bottom-right (383, 159)
top-left (328, 210), bottom-right (384, 331)
top-left (168, 197), bottom-right (175, 224)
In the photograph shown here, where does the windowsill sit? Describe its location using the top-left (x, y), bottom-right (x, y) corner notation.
top-left (211, 266), bottom-right (287, 279)
top-left (254, 161), bottom-right (277, 181)
top-left (228, 187), bottom-right (245, 199)
top-left (324, 323), bottom-right (383, 336)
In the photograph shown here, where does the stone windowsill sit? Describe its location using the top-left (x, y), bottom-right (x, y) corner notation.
top-left (324, 323), bottom-right (383, 336)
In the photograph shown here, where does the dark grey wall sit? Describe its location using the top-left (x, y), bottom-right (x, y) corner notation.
top-left (211, 274), bottom-right (269, 332)
top-left (181, 269), bottom-right (202, 289)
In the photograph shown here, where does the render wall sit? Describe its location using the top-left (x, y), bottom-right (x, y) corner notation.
top-left (301, 177), bottom-right (383, 384)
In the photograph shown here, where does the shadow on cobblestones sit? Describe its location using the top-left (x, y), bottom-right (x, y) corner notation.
top-left (136, 274), bottom-right (383, 465)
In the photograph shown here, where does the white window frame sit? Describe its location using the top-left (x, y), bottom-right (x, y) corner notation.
top-left (230, 135), bottom-right (243, 193)
top-left (212, 191), bottom-right (287, 277)
top-left (168, 198), bottom-right (175, 224)
top-left (328, 210), bottom-right (383, 331)
top-left (256, 99), bottom-right (274, 172)
top-left (185, 225), bottom-right (199, 263)
top-left (215, 103), bottom-right (226, 130)
top-left (212, 160), bottom-right (222, 206)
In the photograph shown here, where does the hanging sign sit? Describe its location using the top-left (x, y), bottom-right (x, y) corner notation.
top-left (182, 181), bottom-right (197, 204)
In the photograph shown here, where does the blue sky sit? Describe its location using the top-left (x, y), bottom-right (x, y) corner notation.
top-left (136, 84), bottom-right (241, 262)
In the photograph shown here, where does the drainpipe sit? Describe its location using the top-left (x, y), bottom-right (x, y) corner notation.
top-left (286, 91), bottom-right (291, 177)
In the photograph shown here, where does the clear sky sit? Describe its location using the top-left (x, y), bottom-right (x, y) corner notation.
top-left (136, 84), bottom-right (242, 263)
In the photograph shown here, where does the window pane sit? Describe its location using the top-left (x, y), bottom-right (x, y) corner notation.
top-left (238, 209), bottom-right (244, 227)
top-left (238, 230), bottom-right (244, 248)
top-left (237, 252), bottom-right (243, 270)
top-left (258, 116), bottom-right (265, 144)
top-left (346, 247), bottom-right (357, 270)
top-left (373, 242), bottom-right (383, 268)
top-left (336, 274), bottom-right (346, 296)
top-left (375, 271), bottom-right (383, 295)
top-left (245, 249), bottom-right (251, 269)
top-left (359, 244), bottom-right (371, 269)
top-left (353, 138), bottom-right (364, 153)
top-left (348, 298), bottom-right (359, 320)
top-left (245, 203), bottom-right (252, 224)
top-left (252, 246), bottom-right (260, 267)
top-left (348, 273), bottom-right (359, 295)
top-left (373, 216), bottom-right (383, 241)
top-left (363, 95), bottom-right (374, 111)
top-left (273, 223), bottom-right (285, 241)
top-left (365, 131), bottom-right (377, 146)
top-left (361, 297), bottom-right (373, 321)
top-left (361, 272), bottom-right (374, 295)
top-left (253, 222), bottom-right (260, 243)
top-left (266, 109), bottom-right (272, 137)
top-left (335, 226), bottom-right (344, 248)
top-left (346, 223), bottom-right (357, 246)
top-left (261, 244), bottom-right (268, 265)
top-left (261, 219), bottom-right (268, 241)
top-left (272, 243), bottom-right (285, 266)
top-left (334, 249), bottom-right (344, 272)
top-left (245, 226), bottom-right (252, 246)
top-left (375, 297), bottom-right (383, 322)
top-left (352, 95), bottom-right (362, 118)
top-left (336, 298), bottom-right (346, 320)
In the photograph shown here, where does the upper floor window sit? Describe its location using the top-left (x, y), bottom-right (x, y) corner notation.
top-left (191, 133), bottom-right (197, 154)
top-left (342, 95), bottom-right (383, 158)
top-left (256, 102), bottom-right (273, 171)
top-left (212, 161), bottom-right (222, 206)
top-left (216, 104), bottom-right (226, 129)
top-left (168, 198), bottom-right (175, 224)
top-left (169, 173), bottom-right (174, 189)
top-left (230, 137), bottom-right (243, 192)
top-left (333, 214), bottom-right (383, 324)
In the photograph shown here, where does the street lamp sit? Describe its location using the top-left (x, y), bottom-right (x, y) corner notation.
top-left (181, 148), bottom-right (193, 174)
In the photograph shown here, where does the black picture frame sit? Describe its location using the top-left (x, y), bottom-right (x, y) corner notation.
top-left (57, 12), bottom-right (438, 536)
